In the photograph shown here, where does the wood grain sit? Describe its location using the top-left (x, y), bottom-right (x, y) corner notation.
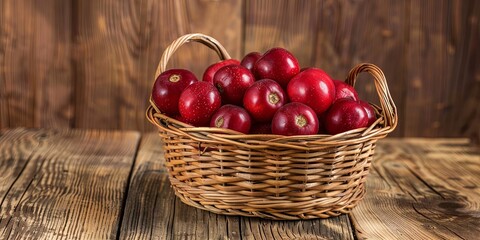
top-left (0, 129), bottom-right (45, 205)
top-left (0, 129), bottom-right (140, 239)
top-left (350, 138), bottom-right (480, 239)
top-left (119, 133), bottom-right (175, 240)
top-left (172, 201), bottom-right (241, 240)
top-left (241, 214), bottom-right (355, 240)
top-left (405, 0), bottom-right (480, 137)
top-left (244, 0), bottom-right (320, 67)
top-left (314, 0), bottom-right (407, 137)
top-left (0, 0), bottom-right (73, 129)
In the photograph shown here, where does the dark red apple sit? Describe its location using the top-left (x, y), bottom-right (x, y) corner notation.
top-left (213, 65), bottom-right (255, 105)
top-left (243, 79), bottom-right (286, 122)
top-left (253, 48), bottom-right (300, 88)
top-left (249, 122), bottom-right (272, 134)
top-left (210, 105), bottom-right (251, 134)
top-left (203, 59), bottom-right (240, 83)
top-left (333, 79), bottom-right (359, 102)
top-left (179, 82), bottom-right (221, 126)
top-left (287, 68), bottom-right (335, 115)
top-left (358, 100), bottom-right (377, 126)
top-left (324, 99), bottom-right (369, 135)
top-left (240, 52), bottom-right (262, 72)
top-left (151, 69), bottom-right (198, 116)
top-left (271, 102), bottom-right (319, 136)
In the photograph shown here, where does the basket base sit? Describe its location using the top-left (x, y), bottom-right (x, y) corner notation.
top-left (169, 179), bottom-right (367, 220)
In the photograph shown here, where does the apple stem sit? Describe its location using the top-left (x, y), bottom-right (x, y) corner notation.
top-left (169, 74), bottom-right (180, 82)
top-left (295, 115), bottom-right (307, 127)
top-left (268, 93), bottom-right (280, 104)
top-left (215, 117), bottom-right (224, 128)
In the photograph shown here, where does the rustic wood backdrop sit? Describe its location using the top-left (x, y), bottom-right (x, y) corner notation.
top-left (0, 0), bottom-right (478, 139)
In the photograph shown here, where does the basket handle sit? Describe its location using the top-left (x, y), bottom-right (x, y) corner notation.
top-left (154, 33), bottom-right (231, 79)
top-left (345, 63), bottom-right (398, 130)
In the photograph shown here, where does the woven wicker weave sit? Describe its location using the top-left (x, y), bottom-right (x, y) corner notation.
top-left (146, 33), bottom-right (398, 220)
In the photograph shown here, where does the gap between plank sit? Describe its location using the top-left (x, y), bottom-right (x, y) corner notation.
top-left (115, 134), bottom-right (143, 240)
top-left (0, 151), bottom-right (36, 211)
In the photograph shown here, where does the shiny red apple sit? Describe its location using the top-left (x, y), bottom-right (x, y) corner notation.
top-left (243, 79), bottom-right (286, 122)
top-left (358, 100), bottom-right (377, 126)
top-left (151, 69), bottom-right (198, 116)
top-left (324, 99), bottom-right (369, 134)
top-left (179, 82), bottom-right (221, 126)
top-left (213, 65), bottom-right (255, 105)
top-left (240, 52), bottom-right (262, 72)
top-left (210, 105), bottom-right (251, 134)
top-left (287, 68), bottom-right (335, 115)
top-left (203, 59), bottom-right (240, 83)
top-left (272, 102), bottom-right (319, 136)
top-left (333, 79), bottom-right (359, 102)
top-left (253, 48), bottom-right (300, 88)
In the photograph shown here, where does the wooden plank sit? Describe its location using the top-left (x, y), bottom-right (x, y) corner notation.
top-left (172, 201), bottom-right (241, 240)
top-left (313, 0), bottom-right (407, 137)
top-left (73, 0), bottom-right (242, 131)
top-left (0, 129), bottom-right (46, 204)
top-left (120, 133), bottom-right (241, 240)
top-left (405, 0), bottom-right (480, 137)
top-left (450, 1), bottom-right (480, 144)
top-left (350, 138), bottom-right (480, 239)
top-left (0, 129), bottom-right (140, 239)
top-left (119, 133), bottom-right (175, 240)
top-left (244, 0), bottom-right (320, 67)
top-left (0, 0), bottom-right (73, 129)
top-left (241, 215), bottom-right (355, 240)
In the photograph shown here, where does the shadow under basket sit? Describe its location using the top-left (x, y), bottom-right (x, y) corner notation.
top-left (146, 33), bottom-right (398, 220)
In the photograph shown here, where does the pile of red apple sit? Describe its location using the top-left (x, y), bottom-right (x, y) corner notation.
top-left (152, 48), bottom-right (376, 136)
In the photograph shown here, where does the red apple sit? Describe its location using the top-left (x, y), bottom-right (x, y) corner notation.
top-left (240, 52), bottom-right (262, 72)
top-left (333, 79), bottom-right (359, 102)
top-left (249, 122), bottom-right (272, 134)
top-left (151, 69), bottom-right (198, 116)
top-left (287, 68), bottom-right (335, 115)
top-left (253, 48), bottom-right (300, 88)
top-left (272, 102), bottom-right (319, 136)
top-left (210, 105), bottom-right (251, 134)
top-left (324, 99), bottom-right (369, 135)
top-left (213, 65), bottom-right (255, 105)
top-left (179, 82), bottom-right (221, 126)
top-left (243, 79), bottom-right (287, 122)
top-left (203, 59), bottom-right (240, 83)
top-left (358, 100), bottom-right (377, 126)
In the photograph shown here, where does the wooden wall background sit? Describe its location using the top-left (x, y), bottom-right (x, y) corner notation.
top-left (0, 0), bottom-right (478, 139)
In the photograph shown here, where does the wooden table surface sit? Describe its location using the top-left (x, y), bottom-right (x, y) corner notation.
top-left (0, 128), bottom-right (479, 239)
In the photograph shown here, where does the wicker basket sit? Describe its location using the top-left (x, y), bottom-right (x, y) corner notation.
top-left (146, 33), bottom-right (398, 220)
